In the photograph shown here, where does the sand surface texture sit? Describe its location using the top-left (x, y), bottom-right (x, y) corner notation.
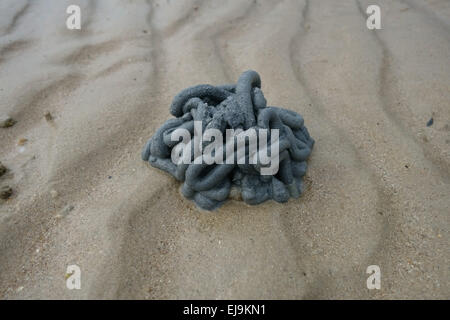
top-left (0, 0), bottom-right (449, 299)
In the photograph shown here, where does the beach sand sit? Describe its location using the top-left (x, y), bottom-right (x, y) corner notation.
top-left (0, 0), bottom-right (449, 299)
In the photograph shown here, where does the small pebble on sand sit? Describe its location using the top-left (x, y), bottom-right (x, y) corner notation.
top-left (17, 138), bottom-right (28, 146)
top-left (0, 162), bottom-right (7, 177)
top-left (426, 118), bottom-right (433, 127)
top-left (44, 112), bottom-right (53, 121)
top-left (0, 186), bottom-right (13, 199)
top-left (0, 116), bottom-right (16, 128)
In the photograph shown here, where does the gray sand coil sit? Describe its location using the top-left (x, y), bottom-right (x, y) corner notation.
top-left (142, 70), bottom-right (314, 210)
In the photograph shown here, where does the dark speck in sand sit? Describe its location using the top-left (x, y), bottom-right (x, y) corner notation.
top-left (426, 118), bottom-right (433, 127)
top-left (44, 112), bottom-right (53, 121)
top-left (0, 186), bottom-right (13, 200)
top-left (0, 116), bottom-right (16, 128)
top-left (0, 162), bottom-right (7, 177)
top-left (108, 176), bottom-right (112, 179)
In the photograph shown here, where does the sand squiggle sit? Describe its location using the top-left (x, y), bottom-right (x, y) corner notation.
top-left (142, 70), bottom-right (314, 210)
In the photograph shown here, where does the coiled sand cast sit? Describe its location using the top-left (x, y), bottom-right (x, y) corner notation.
top-left (142, 71), bottom-right (314, 210)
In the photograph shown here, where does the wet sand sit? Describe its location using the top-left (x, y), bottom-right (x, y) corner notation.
top-left (0, 0), bottom-right (449, 299)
